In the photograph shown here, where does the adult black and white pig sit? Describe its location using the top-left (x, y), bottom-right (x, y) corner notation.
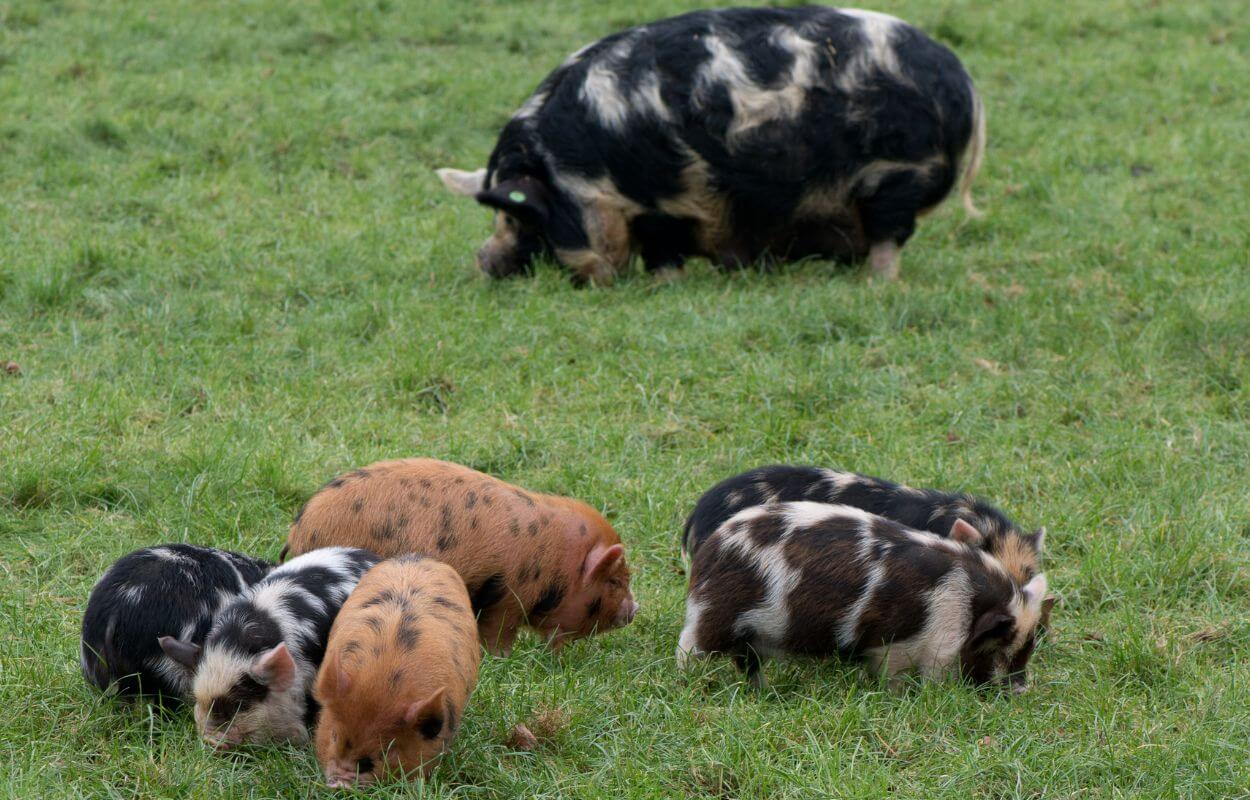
top-left (677, 503), bottom-right (1053, 691)
top-left (682, 465), bottom-right (1045, 586)
top-left (438, 6), bottom-right (985, 283)
top-left (162, 546), bottom-right (380, 749)
top-left (80, 544), bottom-right (272, 703)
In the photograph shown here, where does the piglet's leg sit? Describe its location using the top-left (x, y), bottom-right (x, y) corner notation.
top-left (732, 647), bottom-right (765, 689)
top-left (478, 606), bottom-right (520, 657)
top-left (867, 241), bottom-right (901, 280)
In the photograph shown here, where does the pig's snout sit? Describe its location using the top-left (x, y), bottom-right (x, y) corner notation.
top-left (617, 596), bottom-right (639, 627)
top-left (476, 240), bottom-right (524, 279)
top-left (325, 766), bottom-right (375, 789)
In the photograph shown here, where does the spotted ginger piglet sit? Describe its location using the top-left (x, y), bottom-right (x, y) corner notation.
top-left (678, 502), bottom-right (1054, 691)
top-left (682, 465), bottom-right (1046, 586)
top-left (283, 458), bottom-right (638, 655)
top-left (80, 544), bottom-right (272, 703)
top-left (167, 546), bottom-right (380, 749)
top-left (315, 555), bottom-right (480, 787)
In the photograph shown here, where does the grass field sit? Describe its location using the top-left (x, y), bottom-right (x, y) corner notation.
top-left (2, 0), bottom-right (1249, 797)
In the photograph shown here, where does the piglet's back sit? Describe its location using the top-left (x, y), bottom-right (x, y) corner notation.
top-left (315, 555), bottom-right (480, 785)
top-left (285, 458), bottom-right (617, 582)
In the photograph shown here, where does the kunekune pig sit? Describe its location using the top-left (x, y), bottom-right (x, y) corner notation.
top-left (682, 465), bottom-right (1045, 586)
top-left (283, 458), bottom-right (638, 655)
top-left (315, 555), bottom-right (480, 787)
top-left (438, 6), bottom-right (985, 283)
top-left (678, 503), bottom-right (1054, 691)
top-left (80, 544), bottom-right (272, 703)
top-left (163, 546), bottom-right (380, 749)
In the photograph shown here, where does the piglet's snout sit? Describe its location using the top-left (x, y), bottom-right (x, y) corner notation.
top-left (617, 596), bottom-right (640, 626)
top-left (325, 767), bottom-right (374, 789)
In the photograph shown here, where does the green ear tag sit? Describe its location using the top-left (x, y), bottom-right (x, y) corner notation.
top-left (508, 190), bottom-right (527, 203)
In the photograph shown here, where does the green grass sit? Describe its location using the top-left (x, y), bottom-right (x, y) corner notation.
top-left (2, 0), bottom-right (1248, 797)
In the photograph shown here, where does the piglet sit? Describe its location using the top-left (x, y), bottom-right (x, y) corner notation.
top-left (315, 555), bottom-right (480, 787)
top-left (80, 544), bottom-right (272, 703)
top-left (683, 465), bottom-right (1046, 585)
top-left (162, 546), bottom-right (379, 749)
top-left (283, 458), bottom-right (638, 655)
top-left (678, 502), bottom-right (1054, 691)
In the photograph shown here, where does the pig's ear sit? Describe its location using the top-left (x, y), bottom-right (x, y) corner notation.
top-left (968, 609), bottom-right (1014, 649)
top-left (317, 651), bottom-right (351, 697)
top-left (436, 167), bottom-right (487, 197)
top-left (949, 519), bottom-right (983, 546)
top-left (1039, 595), bottom-right (1057, 629)
top-left (582, 543), bottom-right (625, 586)
top-left (251, 643), bottom-right (297, 692)
top-left (1032, 527), bottom-right (1047, 553)
top-left (475, 179), bottom-right (550, 226)
top-left (158, 636), bottom-right (202, 669)
top-left (402, 686), bottom-right (447, 740)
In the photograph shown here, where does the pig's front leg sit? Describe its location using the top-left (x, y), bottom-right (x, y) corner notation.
top-left (478, 605), bottom-right (520, 657)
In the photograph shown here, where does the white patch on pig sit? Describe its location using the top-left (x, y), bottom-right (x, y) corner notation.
top-left (676, 595), bottom-right (707, 669)
top-left (515, 90), bottom-right (549, 120)
top-left (247, 579), bottom-right (320, 646)
top-left (864, 566), bottom-right (971, 679)
top-left (580, 40), bottom-right (672, 132)
top-left (835, 521), bottom-right (887, 648)
top-left (721, 513), bottom-right (803, 656)
top-left (150, 546), bottom-right (195, 565)
top-left (581, 56), bottom-right (632, 130)
top-left (817, 469), bottom-right (859, 498)
top-left (783, 500), bottom-right (849, 529)
top-left (724, 490), bottom-right (745, 509)
top-left (835, 9), bottom-right (907, 93)
top-left (695, 30), bottom-right (819, 141)
top-left (148, 650), bottom-right (191, 696)
top-left (120, 583), bottom-right (146, 603)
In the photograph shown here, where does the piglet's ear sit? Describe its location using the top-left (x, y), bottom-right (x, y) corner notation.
top-left (1039, 595), bottom-right (1057, 629)
top-left (158, 636), bottom-right (202, 669)
top-left (251, 642), bottom-right (297, 693)
top-left (436, 167), bottom-right (486, 197)
top-left (1033, 527), bottom-right (1047, 553)
top-left (475, 179), bottom-right (550, 226)
top-left (949, 519), bottom-right (983, 546)
top-left (317, 651), bottom-right (351, 697)
top-left (582, 544), bottom-right (624, 587)
top-left (403, 686), bottom-right (446, 740)
top-left (969, 610), bottom-right (1014, 649)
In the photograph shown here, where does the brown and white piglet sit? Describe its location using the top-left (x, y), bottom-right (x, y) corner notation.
top-left (285, 458), bottom-right (638, 655)
top-left (314, 555), bottom-right (480, 787)
top-left (678, 502), bottom-right (1054, 691)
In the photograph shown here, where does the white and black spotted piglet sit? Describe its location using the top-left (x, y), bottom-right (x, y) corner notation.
top-left (677, 503), bottom-right (1053, 691)
top-left (682, 465), bottom-right (1046, 586)
top-left (81, 544), bottom-right (273, 703)
top-left (161, 546), bottom-right (380, 749)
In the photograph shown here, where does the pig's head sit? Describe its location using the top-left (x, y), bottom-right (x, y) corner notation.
top-left (165, 607), bottom-right (308, 750)
top-left (985, 526), bottom-right (1046, 586)
top-left (538, 542), bottom-right (638, 647)
top-left (436, 167), bottom-right (553, 278)
top-left (315, 656), bottom-right (450, 787)
top-left (959, 573), bottom-right (1056, 694)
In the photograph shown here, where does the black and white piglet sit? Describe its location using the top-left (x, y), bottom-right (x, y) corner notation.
top-left (80, 544), bottom-right (272, 703)
top-left (677, 502), bottom-right (1053, 691)
top-left (160, 546), bottom-right (379, 749)
top-left (682, 465), bottom-right (1045, 585)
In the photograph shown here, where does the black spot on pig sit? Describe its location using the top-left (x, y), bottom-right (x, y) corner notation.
top-left (470, 574), bottom-right (506, 615)
top-left (529, 582), bottom-right (566, 621)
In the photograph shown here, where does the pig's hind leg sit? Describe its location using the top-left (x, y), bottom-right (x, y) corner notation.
top-left (857, 164), bottom-right (955, 280)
